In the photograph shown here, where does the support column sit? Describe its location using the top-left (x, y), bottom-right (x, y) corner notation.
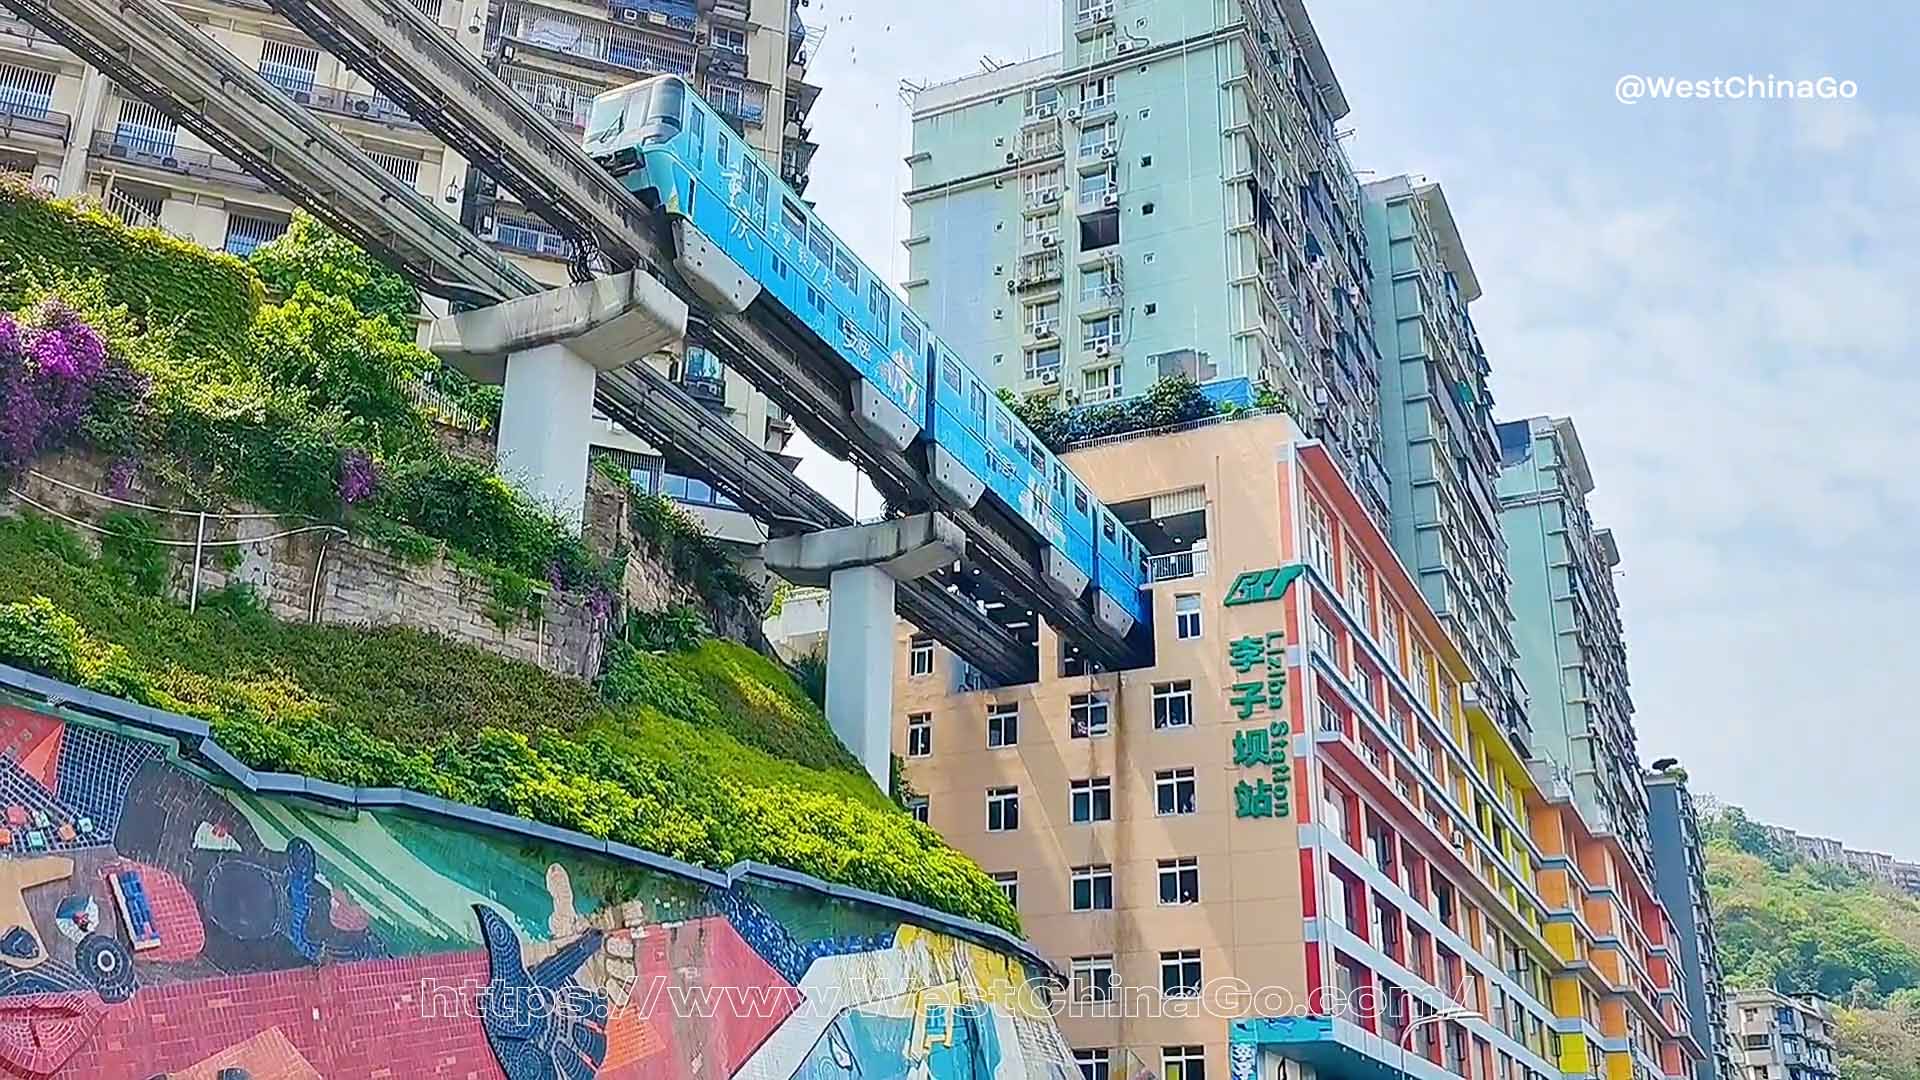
top-left (56, 67), bottom-right (109, 197)
top-left (427, 271), bottom-right (688, 525)
top-left (764, 513), bottom-right (967, 789)
top-left (823, 565), bottom-right (895, 786)
top-left (496, 341), bottom-right (600, 522)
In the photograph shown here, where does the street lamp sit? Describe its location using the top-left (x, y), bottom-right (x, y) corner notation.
top-left (1399, 1007), bottom-right (1479, 1077)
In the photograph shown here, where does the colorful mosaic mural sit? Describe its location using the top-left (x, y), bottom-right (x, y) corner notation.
top-left (0, 701), bottom-right (1079, 1079)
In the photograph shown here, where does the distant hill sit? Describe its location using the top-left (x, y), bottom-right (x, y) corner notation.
top-left (1705, 807), bottom-right (1920, 1079)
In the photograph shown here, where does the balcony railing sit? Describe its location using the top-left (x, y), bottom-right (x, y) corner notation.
top-left (307, 85), bottom-right (418, 127)
top-left (0, 103), bottom-right (68, 142)
top-left (494, 217), bottom-right (570, 259)
top-left (88, 129), bottom-right (264, 189)
top-left (1146, 547), bottom-right (1209, 582)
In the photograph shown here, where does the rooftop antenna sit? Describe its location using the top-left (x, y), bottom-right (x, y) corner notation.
top-left (979, 54), bottom-right (1006, 73)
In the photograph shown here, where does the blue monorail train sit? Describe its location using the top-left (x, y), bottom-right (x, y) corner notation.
top-left (582, 75), bottom-right (1148, 641)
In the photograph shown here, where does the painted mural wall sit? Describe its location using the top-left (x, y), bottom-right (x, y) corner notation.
top-left (0, 697), bottom-right (1080, 1079)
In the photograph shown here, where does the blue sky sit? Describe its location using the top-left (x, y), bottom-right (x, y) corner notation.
top-left (790, 1), bottom-right (1919, 853)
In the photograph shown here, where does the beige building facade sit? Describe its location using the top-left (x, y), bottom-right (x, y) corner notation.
top-left (896, 412), bottom-right (1698, 1080)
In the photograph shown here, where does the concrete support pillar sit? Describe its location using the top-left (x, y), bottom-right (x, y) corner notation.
top-left (496, 341), bottom-right (600, 523)
top-left (764, 513), bottom-right (966, 789)
top-left (823, 565), bottom-right (896, 786)
top-left (427, 271), bottom-right (688, 525)
top-left (57, 67), bottom-right (110, 197)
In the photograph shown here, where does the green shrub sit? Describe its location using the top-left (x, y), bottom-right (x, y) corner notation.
top-left (0, 177), bottom-right (259, 359)
top-left (97, 511), bottom-right (170, 597)
top-left (625, 604), bottom-right (709, 653)
top-left (247, 212), bottom-right (419, 335)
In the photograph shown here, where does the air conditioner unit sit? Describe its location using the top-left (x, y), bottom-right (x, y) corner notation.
top-left (1100, 145), bottom-right (1116, 160)
top-left (1039, 234), bottom-right (1058, 248)
top-left (1037, 103), bottom-right (1058, 119)
top-left (1006, 151), bottom-right (1021, 165)
top-left (352, 98), bottom-right (372, 115)
top-left (1093, 342), bottom-right (1111, 357)
top-left (1041, 189), bottom-right (1060, 203)
top-left (1102, 192), bottom-right (1119, 207)
top-left (1041, 370), bottom-right (1060, 385)
top-left (646, 10), bottom-right (667, 24)
top-left (1064, 106), bottom-right (1082, 121)
top-left (1007, 279), bottom-right (1020, 293)
top-left (1116, 39), bottom-right (1135, 53)
top-left (620, 8), bottom-right (637, 20)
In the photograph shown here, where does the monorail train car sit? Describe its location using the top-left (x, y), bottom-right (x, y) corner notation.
top-left (583, 75), bottom-right (1148, 640)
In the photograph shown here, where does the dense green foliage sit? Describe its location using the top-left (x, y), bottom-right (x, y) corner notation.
top-left (999, 373), bottom-right (1293, 453)
top-left (1705, 806), bottom-right (1920, 1079)
top-left (1, 191), bottom-right (613, 622)
top-left (0, 516), bottom-right (1018, 932)
top-left (247, 213), bottom-right (420, 335)
top-left (0, 176), bottom-right (261, 359)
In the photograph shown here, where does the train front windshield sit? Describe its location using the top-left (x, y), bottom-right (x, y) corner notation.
top-left (586, 78), bottom-right (686, 151)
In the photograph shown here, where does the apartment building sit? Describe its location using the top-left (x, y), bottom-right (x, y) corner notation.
top-left (894, 412), bottom-right (1696, 1080)
top-left (901, 0), bottom-right (1391, 532)
top-left (1361, 175), bottom-right (1526, 749)
top-left (3, 0), bottom-right (816, 539)
top-left (1759, 823), bottom-right (1920, 897)
top-left (1727, 991), bottom-right (1837, 1080)
top-left (1646, 768), bottom-right (1735, 1080)
top-left (1496, 416), bottom-right (1652, 882)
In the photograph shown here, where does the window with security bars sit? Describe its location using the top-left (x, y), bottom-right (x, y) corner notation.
top-left (362, 147), bottom-right (422, 187)
top-left (258, 39), bottom-right (319, 98)
top-left (0, 62), bottom-right (56, 118)
top-left (112, 98), bottom-right (177, 157)
top-left (223, 212), bottom-right (289, 257)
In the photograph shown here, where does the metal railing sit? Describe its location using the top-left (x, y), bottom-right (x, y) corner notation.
top-left (0, 102), bottom-right (68, 141)
top-left (1146, 547), bottom-right (1209, 582)
top-left (89, 128), bottom-right (265, 188)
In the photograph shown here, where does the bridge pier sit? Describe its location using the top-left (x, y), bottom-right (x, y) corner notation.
top-left (765, 514), bottom-right (966, 788)
top-left (427, 272), bottom-right (687, 524)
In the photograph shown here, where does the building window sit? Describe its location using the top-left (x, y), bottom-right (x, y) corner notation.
top-left (993, 871), bottom-right (1019, 908)
top-left (909, 635), bottom-right (934, 677)
top-left (1071, 955), bottom-right (1115, 1003)
top-left (906, 713), bottom-right (931, 758)
top-left (1025, 345), bottom-right (1062, 379)
top-left (711, 25), bottom-right (746, 53)
top-left (1380, 603), bottom-right (1402, 672)
top-left (1155, 767), bottom-right (1196, 815)
top-left (1078, 118), bottom-right (1115, 157)
top-left (907, 796), bottom-right (929, 824)
top-left (1071, 864), bottom-right (1114, 911)
top-left (986, 786), bottom-right (1020, 832)
top-left (1158, 857), bottom-right (1200, 905)
top-left (1345, 547), bottom-right (1371, 628)
top-left (987, 702), bottom-right (1019, 748)
top-left (1174, 593), bottom-right (1202, 639)
top-left (1305, 495), bottom-right (1334, 579)
top-left (1082, 312), bottom-right (1122, 349)
top-left (1351, 663), bottom-right (1375, 710)
top-left (1310, 615), bottom-right (1337, 661)
top-left (1082, 74), bottom-right (1115, 112)
top-left (1152, 680), bottom-right (1193, 729)
top-left (1071, 776), bottom-right (1113, 823)
top-left (1163, 1046), bottom-right (1206, 1080)
top-left (1081, 362), bottom-right (1121, 402)
top-left (1159, 951), bottom-right (1202, 997)
top-left (1075, 1048), bottom-right (1111, 1080)
top-left (1070, 692), bottom-right (1111, 738)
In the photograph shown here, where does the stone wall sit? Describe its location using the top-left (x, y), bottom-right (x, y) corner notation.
top-left (0, 694), bottom-right (1078, 1079)
top-left (0, 449), bottom-right (618, 676)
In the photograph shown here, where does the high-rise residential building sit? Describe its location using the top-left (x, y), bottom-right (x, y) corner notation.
top-left (1361, 175), bottom-right (1526, 749)
top-left (894, 410), bottom-right (1697, 1080)
top-left (1497, 416), bottom-right (1652, 879)
top-left (2, 0), bottom-right (817, 538)
top-left (902, 0), bottom-right (1391, 531)
top-left (1727, 990), bottom-right (1838, 1080)
top-left (1646, 766), bottom-right (1735, 1080)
